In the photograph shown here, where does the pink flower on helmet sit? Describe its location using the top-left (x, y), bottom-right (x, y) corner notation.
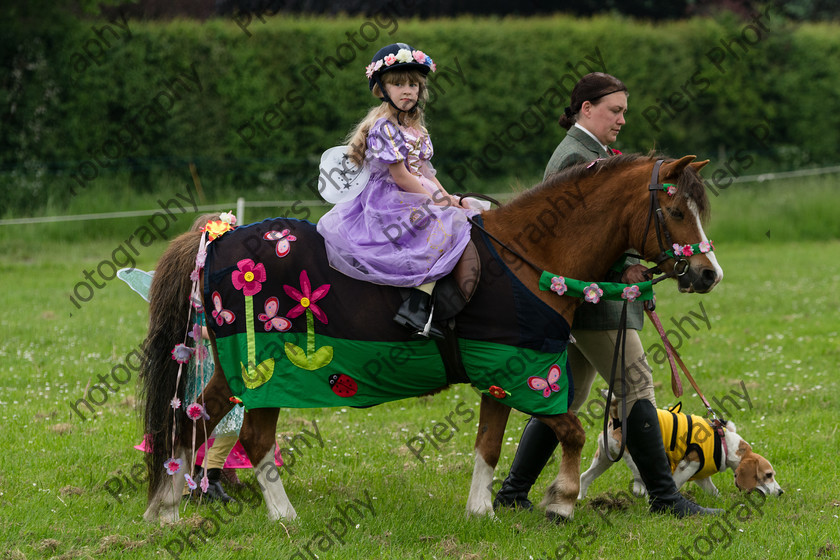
top-left (413, 50), bottom-right (426, 63)
top-left (384, 54), bottom-right (397, 66)
top-left (430, 61), bottom-right (437, 72)
top-left (365, 63), bottom-right (375, 78)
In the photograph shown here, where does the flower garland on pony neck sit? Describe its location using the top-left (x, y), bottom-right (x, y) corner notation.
top-left (164, 212), bottom-right (237, 496)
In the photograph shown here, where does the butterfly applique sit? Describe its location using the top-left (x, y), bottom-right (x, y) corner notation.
top-left (527, 364), bottom-right (563, 398)
top-left (264, 230), bottom-right (297, 258)
top-left (258, 296), bottom-right (292, 332)
top-left (211, 291), bottom-right (235, 326)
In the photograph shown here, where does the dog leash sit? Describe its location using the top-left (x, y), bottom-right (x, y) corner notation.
top-left (644, 302), bottom-right (720, 421)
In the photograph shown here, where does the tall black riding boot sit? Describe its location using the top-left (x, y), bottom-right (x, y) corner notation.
top-left (625, 400), bottom-right (722, 517)
top-left (393, 289), bottom-right (443, 340)
top-left (493, 417), bottom-right (559, 511)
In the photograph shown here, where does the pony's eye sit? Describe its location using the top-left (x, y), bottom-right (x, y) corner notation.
top-left (666, 207), bottom-right (684, 220)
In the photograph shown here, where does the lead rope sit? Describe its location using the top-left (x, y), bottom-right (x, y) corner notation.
top-left (604, 300), bottom-right (629, 462)
top-left (645, 304), bottom-right (719, 421)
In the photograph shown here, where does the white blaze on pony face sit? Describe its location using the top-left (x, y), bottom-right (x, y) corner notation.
top-left (466, 452), bottom-right (495, 517)
top-left (688, 199), bottom-right (723, 287)
top-left (254, 446), bottom-right (297, 521)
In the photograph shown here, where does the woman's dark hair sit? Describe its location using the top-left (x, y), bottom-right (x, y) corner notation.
top-left (558, 72), bottom-right (628, 130)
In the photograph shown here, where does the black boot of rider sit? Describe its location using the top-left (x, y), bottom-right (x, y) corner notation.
top-left (393, 289), bottom-right (444, 340)
top-left (493, 417), bottom-right (559, 511)
top-left (625, 400), bottom-right (722, 517)
top-left (192, 467), bottom-right (235, 503)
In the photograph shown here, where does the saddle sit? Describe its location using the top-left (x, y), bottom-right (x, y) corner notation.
top-left (432, 239), bottom-right (481, 321)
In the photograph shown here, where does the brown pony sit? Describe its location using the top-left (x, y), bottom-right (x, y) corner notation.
top-left (140, 154), bottom-right (722, 524)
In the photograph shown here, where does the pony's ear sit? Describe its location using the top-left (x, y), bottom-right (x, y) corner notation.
top-left (689, 159), bottom-right (710, 173)
top-left (659, 155), bottom-right (696, 180)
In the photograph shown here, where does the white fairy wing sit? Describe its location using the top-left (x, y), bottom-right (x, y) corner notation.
top-left (317, 146), bottom-right (371, 204)
top-left (117, 268), bottom-right (155, 302)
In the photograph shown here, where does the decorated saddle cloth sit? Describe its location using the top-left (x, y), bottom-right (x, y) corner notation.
top-left (204, 217), bottom-right (571, 416)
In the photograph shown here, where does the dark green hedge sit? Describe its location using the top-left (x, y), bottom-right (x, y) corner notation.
top-left (3, 10), bottom-right (840, 213)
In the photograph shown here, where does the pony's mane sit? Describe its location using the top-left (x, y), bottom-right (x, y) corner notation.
top-left (523, 153), bottom-right (710, 221)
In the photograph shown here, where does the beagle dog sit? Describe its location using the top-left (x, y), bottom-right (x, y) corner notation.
top-left (579, 397), bottom-right (783, 499)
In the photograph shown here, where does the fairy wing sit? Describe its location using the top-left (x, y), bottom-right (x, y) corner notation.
top-left (116, 268), bottom-right (156, 302)
top-left (317, 146), bottom-right (371, 204)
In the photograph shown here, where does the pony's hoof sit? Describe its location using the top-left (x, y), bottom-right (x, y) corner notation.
top-left (465, 501), bottom-right (495, 518)
top-left (142, 507), bottom-right (158, 524)
top-left (544, 503), bottom-right (574, 523)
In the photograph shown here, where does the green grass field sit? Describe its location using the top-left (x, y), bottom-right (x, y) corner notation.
top-left (1, 174), bottom-right (839, 559)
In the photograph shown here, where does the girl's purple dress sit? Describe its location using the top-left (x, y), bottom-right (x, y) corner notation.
top-left (317, 118), bottom-right (475, 287)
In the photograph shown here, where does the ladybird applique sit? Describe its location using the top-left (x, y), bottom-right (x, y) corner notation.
top-left (328, 373), bottom-right (358, 397)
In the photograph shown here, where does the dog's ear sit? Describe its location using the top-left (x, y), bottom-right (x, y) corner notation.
top-left (725, 420), bottom-right (737, 432)
top-left (734, 455), bottom-right (760, 492)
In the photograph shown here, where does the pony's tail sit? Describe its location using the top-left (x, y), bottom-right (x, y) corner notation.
top-left (139, 230), bottom-right (202, 500)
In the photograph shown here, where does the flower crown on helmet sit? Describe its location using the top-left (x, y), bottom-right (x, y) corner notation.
top-left (366, 43), bottom-right (436, 91)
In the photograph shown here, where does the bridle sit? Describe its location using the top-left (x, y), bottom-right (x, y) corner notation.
top-left (639, 159), bottom-right (691, 283)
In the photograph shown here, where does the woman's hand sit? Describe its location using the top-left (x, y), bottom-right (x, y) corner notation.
top-left (621, 264), bottom-right (649, 284)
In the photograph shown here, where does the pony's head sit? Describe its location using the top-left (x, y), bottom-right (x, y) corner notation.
top-left (636, 155), bottom-right (722, 293)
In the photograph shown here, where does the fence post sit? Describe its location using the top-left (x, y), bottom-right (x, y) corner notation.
top-left (237, 197), bottom-right (245, 224)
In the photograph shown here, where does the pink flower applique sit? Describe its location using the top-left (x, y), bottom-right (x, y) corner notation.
top-left (171, 344), bottom-right (194, 364)
top-left (622, 285), bottom-right (641, 302)
top-left (170, 397), bottom-right (182, 410)
top-left (186, 403), bottom-right (209, 421)
top-left (232, 259), bottom-right (266, 296)
top-left (681, 245), bottom-right (694, 257)
top-left (185, 473), bottom-right (197, 490)
top-left (550, 276), bottom-right (568, 295)
top-left (284, 270), bottom-right (331, 324)
top-left (190, 269), bottom-right (200, 282)
top-left (200, 473), bottom-right (209, 493)
top-left (164, 457), bottom-right (183, 475)
top-left (666, 185), bottom-right (677, 196)
top-left (583, 283), bottom-right (603, 304)
top-left (699, 241), bottom-right (712, 253)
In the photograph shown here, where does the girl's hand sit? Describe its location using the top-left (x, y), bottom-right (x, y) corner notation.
top-left (433, 192), bottom-right (464, 209)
